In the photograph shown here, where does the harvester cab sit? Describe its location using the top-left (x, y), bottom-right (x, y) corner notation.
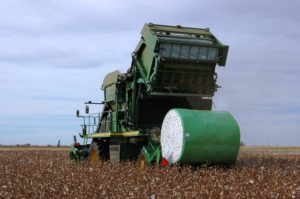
top-left (70, 23), bottom-right (240, 165)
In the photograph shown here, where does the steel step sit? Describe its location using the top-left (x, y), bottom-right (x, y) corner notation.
top-left (109, 144), bottom-right (120, 161)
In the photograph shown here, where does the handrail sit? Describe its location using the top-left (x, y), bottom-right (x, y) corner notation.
top-left (78, 109), bottom-right (127, 135)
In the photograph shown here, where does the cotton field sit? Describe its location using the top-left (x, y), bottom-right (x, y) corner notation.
top-left (0, 147), bottom-right (299, 198)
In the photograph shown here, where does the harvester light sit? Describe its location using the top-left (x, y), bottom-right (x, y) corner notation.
top-left (74, 143), bottom-right (81, 148)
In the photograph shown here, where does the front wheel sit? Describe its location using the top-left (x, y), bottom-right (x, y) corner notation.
top-left (88, 139), bottom-right (109, 162)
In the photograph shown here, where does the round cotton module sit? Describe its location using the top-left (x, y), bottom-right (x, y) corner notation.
top-left (161, 110), bottom-right (184, 164)
top-left (161, 109), bottom-right (240, 165)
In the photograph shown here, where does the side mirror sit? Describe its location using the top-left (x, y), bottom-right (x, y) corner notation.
top-left (85, 105), bottom-right (89, 114)
top-left (76, 110), bottom-right (80, 117)
top-left (82, 125), bottom-right (87, 135)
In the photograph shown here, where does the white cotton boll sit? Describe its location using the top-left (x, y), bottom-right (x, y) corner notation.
top-left (161, 110), bottom-right (184, 164)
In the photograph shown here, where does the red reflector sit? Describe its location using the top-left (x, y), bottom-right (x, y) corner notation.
top-left (160, 158), bottom-right (168, 167)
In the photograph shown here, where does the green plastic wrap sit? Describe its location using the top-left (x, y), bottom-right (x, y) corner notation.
top-left (161, 109), bottom-right (240, 164)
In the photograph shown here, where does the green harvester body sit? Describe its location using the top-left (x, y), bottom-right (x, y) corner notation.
top-left (70, 23), bottom-right (240, 165)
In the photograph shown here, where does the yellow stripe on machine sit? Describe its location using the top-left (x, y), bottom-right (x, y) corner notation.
top-left (83, 131), bottom-right (140, 138)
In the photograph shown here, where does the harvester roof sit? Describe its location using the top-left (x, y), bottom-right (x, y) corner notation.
top-left (143, 23), bottom-right (213, 37)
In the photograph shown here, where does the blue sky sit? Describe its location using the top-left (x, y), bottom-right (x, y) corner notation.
top-left (0, 0), bottom-right (299, 146)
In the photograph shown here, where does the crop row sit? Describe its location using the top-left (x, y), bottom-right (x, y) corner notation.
top-left (0, 149), bottom-right (299, 198)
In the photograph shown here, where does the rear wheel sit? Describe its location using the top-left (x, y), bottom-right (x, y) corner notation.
top-left (89, 139), bottom-right (109, 162)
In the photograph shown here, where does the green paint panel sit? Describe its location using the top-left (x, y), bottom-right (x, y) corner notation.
top-left (105, 84), bottom-right (116, 102)
top-left (175, 109), bottom-right (240, 164)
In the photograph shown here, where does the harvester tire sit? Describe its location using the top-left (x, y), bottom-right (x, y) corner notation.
top-left (89, 139), bottom-right (109, 162)
top-left (137, 152), bottom-right (146, 170)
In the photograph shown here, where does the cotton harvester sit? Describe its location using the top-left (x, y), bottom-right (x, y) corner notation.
top-left (70, 23), bottom-right (240, 165)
